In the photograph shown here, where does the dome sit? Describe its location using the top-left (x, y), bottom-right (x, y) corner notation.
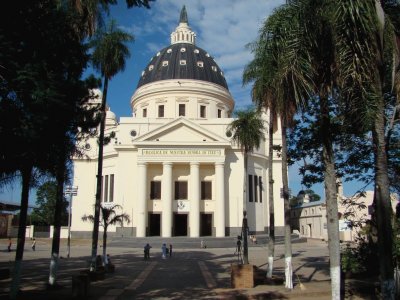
top-left (137, 43), bottom-right (228, 90)
top-left (136, 6), bottom-right (228, 90)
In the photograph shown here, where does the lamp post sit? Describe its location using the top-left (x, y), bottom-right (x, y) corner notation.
top-left (65, 185), bottom-right (78, 258)
top-left (242, 211), bottom-right (249, 264)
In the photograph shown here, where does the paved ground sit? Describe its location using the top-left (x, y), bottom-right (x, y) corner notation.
top-left (0, 237), bottom-right (377, 299)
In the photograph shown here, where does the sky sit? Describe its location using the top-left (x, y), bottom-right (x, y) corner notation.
top-left (0, 0), bottom-right (367, 205)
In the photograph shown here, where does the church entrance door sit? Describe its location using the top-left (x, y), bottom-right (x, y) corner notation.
top-left (173, 213), bottom-right (188, 236)
top-left (200, 213), bottom-right (212, 236)
top-left (148, 213), bottom-right (161, 236)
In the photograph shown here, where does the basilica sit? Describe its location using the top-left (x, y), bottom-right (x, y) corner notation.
top-left (71, 6), bottom-right (285, 238)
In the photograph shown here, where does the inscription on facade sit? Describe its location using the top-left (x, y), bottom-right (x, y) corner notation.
top-left (141, 149), bottom-right (221, 156)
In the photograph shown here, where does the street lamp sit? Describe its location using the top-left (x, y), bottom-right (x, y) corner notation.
top-left (64, 185), bottom-right (78, 258)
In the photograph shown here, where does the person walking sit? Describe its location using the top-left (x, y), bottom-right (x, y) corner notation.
top-left (31, 238), bottom-right (36, 251)
top-left (169, 244), bottom-right (172, 257)
top-left (7, 238), bottom-right (11, 252)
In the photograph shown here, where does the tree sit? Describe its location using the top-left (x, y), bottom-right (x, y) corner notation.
top-left (82, 204), bottom-right (130, 267)
top-left (30, 181), bottom-right (68, 226)
top-left (228, 108), bottom-right (265, 264)
top-left (243, 1), bottom-right (315, 289)
top-left (334, 1), bottom-right (400, 297)
top-left (89, 19), bottom-right (133, 271)
top-left (69, 0), bottom-right (154, 37)
top-left (0, 1), bottom-right (101, 295)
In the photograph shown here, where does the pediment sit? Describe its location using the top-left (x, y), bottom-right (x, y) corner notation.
top-left (133, 117), bottom-right (229, 145)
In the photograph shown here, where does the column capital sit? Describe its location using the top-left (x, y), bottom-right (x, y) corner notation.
top-left (215, 161), bottom-right (224, 167)
top-left (163, 162), bottom-right (173, 167)
top-left (190, 162), bottom-right (200, 167)
top-left (138, 161), bottom-right (148, 166)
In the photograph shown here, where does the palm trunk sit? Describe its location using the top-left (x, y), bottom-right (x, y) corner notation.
top-left (373, 3), bottom-right (395, 298)
top-left (103, 226), bottom-right (108, 266)
top-left (373, 97), bottom-right (395, 299)
top-left (91, 76), bottom-right (108, 271)
top-left (320, 95), bottom-right (340, 300)
top-left (267, 110), bottom-right (275, 278)
top-left (10, 165), bottom-right (32, 299)
top-left (242, 151), bottom-right (249, 264)
top-left (281, 119), bottom-right (292, 290)
top-left (48, 162), bottom-right (65, 286)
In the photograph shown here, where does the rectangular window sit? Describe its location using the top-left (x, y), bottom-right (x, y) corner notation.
top-left (254, 175), bottom-right (258, 202)
top-left (175, 181), bottom-right (188, 199)
top-left (201, 181), bottom-right (212, 200)
top-left (143, 108), bottom-right (147, 117)
top-left (158, 105), bottom-right (164, 117)
top-left (150, 181), bottom-right (161, 200)
top-left (100, 176), bottom-right (103, 202)
top-left (200, 105), bottom-right (206, 118)
top-left (259, 176), bottom-right (262, 203)
top-left (179, 104), bottom-right (185, 116)
top-left (104, 175), bottom-right (109, 202)
top-left (248, 175), bottom-right (253, 202)
top-left (109, 174), bottom-right (114, 202)
top-left (217, 109), bottom-right (222, 118)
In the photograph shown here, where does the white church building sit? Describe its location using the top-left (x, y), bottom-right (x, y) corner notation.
top-left (71, 6), bottom-right (285, 238)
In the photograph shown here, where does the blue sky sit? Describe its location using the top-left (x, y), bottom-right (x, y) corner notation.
top-left (0, 0), bottom-right (368, 205)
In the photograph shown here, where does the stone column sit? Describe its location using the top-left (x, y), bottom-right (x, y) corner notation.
top-left (162, 162), bottom-right (173, 237)
top-left (215, 162), bottom-right (225, 237)
top-left (190, 162), bottom-right (200, 237)
top-left (137, 162), bottom-right (148, 237)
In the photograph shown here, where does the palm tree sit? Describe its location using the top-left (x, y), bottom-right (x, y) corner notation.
top-left (69, 0), bottom-right (153, 37)
top-left (243, 43), bottom-right (278, 278)
top-left (89, 19), bottom-right (133, 271)
top-left (334, 1), bottom-right (400, 298)
top-left (82, 204), bottom-right (130, 267)
top-left (243, 1), bottom-right (315, 290)
top-left (228, 108), bottom-right (265, 264)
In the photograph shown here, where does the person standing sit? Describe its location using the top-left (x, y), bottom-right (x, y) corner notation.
top-left (144, 243), bottom-right (152, 260)
top-left (7, 238), bottom-right (11, 252)
top-left (161, 243), bottom-right (167, 259)
top-left (169, 244), bottom-right (172, 257)
top-left (31, 238), bottom-right (36, 251)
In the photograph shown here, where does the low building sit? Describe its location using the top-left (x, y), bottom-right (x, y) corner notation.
top-left (290, 188), bottom-right (399, 242)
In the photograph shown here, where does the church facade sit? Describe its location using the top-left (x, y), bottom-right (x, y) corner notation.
top-left (71, 7), bottom-right (285, 238)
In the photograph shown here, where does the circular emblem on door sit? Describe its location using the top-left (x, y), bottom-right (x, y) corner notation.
top-left (177, 201), bottom-right (185, 209)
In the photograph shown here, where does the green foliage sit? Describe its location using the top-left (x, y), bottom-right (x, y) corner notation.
top-left (228, 108), bottom-right (265, 154)
top-left (90, 19), bottom-right (134, 80)
top-left (341, 243), bottom-right (367, 274)
top-left (82, 204), bottom-right (130, 230)
top-left (30, 181), bottom-right (68, 226)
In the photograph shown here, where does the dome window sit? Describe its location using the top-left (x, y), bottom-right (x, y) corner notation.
top-left (206, 53), bottom-right (210, 57)
top-left (162, 61), bottom-right (169, 67)
top-left (141, 71), bottom-right (145, 76)
top-left (197, 61), bottom-right (204, 68)
top-left (194, 49), bottom-right (199, 54)
top-left (167, 49), bottom-right (172, 53)
top-left (148, 65), bottom-right (154, 71)
top-left (180, 60), bottom-right (186, 66)
top-left (180, 47), bottom-right (186, 52)
top-left (220, 71), bottom-right (224, 76)
top-left (156, 52), bottom-right (160, 56)
top-left (211, 66), bottom-right (217, 72)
